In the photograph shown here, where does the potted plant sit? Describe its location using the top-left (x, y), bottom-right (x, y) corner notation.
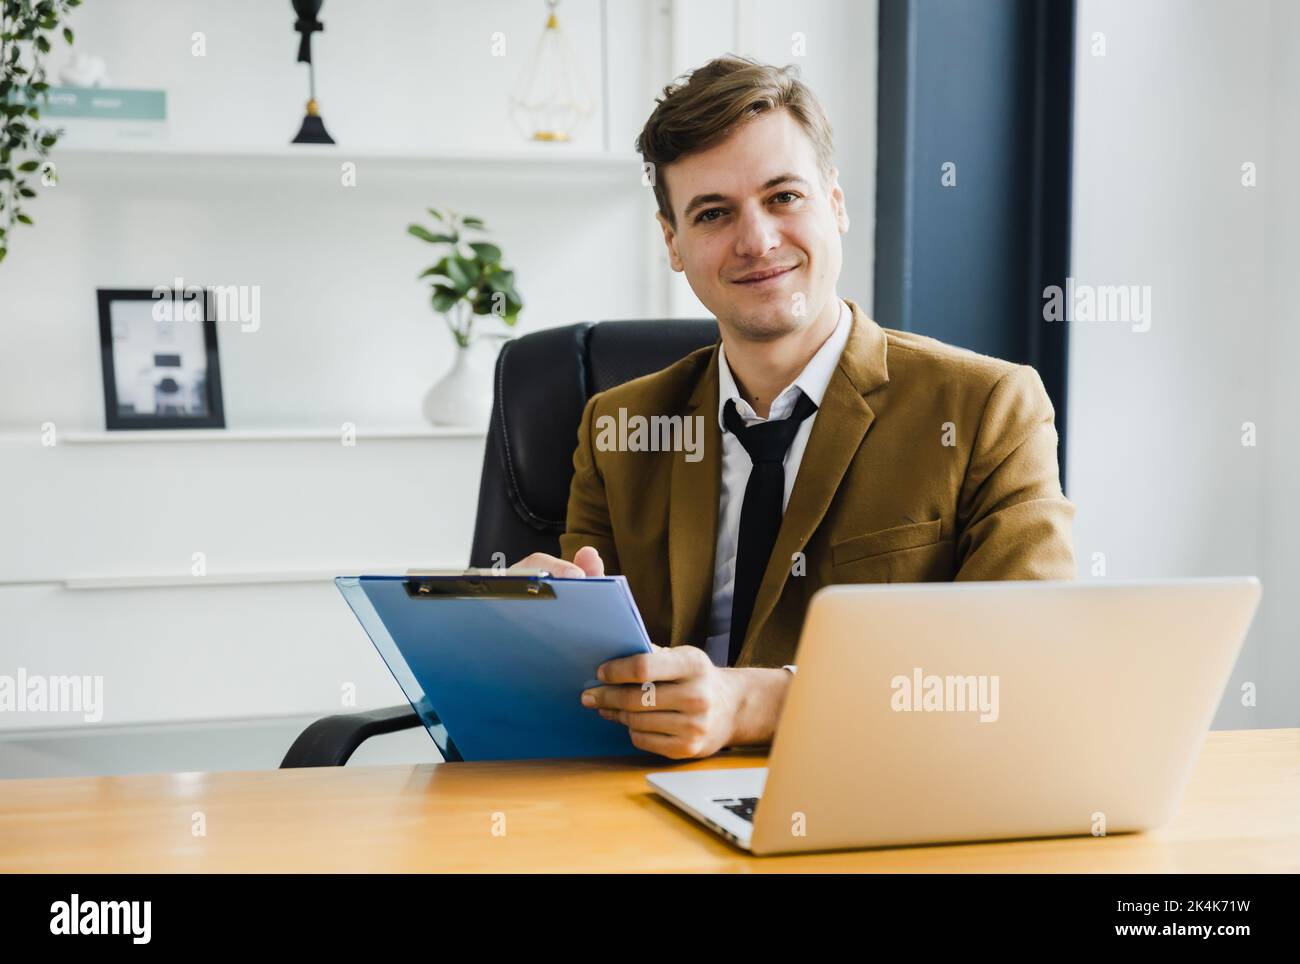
top-left (408, 206), bottom-right (522, 426)
top-left (0, 0), bottom-right (81, 265)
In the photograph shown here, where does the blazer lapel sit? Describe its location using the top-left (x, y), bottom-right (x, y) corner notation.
top-left (668, 346), bottom-right (722, 646)
top-left (738, 300), bottom-right (890, 666)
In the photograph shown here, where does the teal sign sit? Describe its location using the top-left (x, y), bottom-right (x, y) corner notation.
top-left (13, 86), bottom-right (166, 120)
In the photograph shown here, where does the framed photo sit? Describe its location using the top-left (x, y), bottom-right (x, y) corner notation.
top-left (96, 288), bottom-right (225, 430)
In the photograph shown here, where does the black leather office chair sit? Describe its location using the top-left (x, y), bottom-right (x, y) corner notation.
top-left (280, 318), bottom-right (718, 768)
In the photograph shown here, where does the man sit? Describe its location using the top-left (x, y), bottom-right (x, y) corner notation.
top-left (513, 55), bottom-right (1075, 759)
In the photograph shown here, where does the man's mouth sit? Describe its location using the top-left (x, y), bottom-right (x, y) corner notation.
top-left (733, 264), bottom-right (797, 287)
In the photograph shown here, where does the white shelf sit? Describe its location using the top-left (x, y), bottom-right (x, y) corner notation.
top-left (62, 564), bottom-right (462, 591)
top-left (1, 562), bottom-right (465, 590)
top-left (0, 425), bottom-right (485, 444)
top-left (60, 142), bottom-right (643, 166)
top-left (49, 144), bottom-right (648, 187)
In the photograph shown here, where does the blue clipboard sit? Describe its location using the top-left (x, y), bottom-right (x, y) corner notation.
top-left (336, 572), bottom-right (654, 761)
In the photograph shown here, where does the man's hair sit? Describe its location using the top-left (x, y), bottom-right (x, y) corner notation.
top-left (635, 54), bottom-right (835, 229)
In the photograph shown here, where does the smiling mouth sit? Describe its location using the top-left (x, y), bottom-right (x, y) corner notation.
top-left (734, 265), bottom-right (797, 286)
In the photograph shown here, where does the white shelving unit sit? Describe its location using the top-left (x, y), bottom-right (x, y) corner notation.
top-left (0, 0), bottom-right (669, 779)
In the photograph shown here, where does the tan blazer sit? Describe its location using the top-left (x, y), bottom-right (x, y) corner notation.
top-left (559, 299), bottom-right (1076, 667)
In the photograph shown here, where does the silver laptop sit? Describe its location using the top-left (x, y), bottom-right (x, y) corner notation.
top-left (648, 578), bottom-right (1260, 855)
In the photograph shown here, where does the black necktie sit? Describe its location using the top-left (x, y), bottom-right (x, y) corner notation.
top-left (722, 391), bottom-right (818, 666)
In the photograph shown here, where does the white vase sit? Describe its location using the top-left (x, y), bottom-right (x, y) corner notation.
top-left (422, 338), bottom-right (500, 428)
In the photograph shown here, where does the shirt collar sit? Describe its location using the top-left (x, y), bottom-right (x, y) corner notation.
top-left (717, 297), bottom-right (852, 428)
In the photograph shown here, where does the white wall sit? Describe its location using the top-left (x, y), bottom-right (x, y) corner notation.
top-left (1258, 0), bottom-right (1300, 730)
top-left (0, 0), bottom-right (879, 779)
top-left (1068, 0), bottom-right (1297, 728)
top-left (664, 0), bottom-right (877, 317)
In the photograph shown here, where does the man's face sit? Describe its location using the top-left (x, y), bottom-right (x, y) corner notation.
top-left (656, 109), bottom-right (848, 342)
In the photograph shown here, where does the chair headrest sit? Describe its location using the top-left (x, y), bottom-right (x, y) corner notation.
top-left (492, 320), bottom-right (719, 530)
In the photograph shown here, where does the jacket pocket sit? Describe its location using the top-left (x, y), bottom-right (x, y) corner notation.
top-left (831, 519), bottom-right (943, 566)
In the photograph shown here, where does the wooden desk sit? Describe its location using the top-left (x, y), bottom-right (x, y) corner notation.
top-left (1, 729), bottom-right (1296, 872)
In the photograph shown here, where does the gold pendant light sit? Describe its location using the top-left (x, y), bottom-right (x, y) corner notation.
top-left (509, 0), bottom-right (594, 143)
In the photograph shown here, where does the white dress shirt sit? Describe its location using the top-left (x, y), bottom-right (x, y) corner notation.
top-left (704, 298), bottom-right (853, 667)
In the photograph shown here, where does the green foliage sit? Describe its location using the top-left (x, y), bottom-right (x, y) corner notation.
top-left (407, 205), bottom-right (523, 348)
top-left (0, 0), bottom-right (79, 264)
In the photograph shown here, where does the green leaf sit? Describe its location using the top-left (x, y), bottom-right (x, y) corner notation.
top-left (461, 216), bottom-right (486, 228)
top-left (406, 223), bottom-right (456, 244)
top-left (63, 27), bottom-right (73, 45)
top-left (35, 36), bottom-right (50, 54)
top-left (425, 256), bottom-right (453, 278)
top-left (485, 269), bottom-right (514, 293)
top-left (426, 206), bottom-right (447, 222)
top-left (16, 213), bottom-right (33, 225)
top-left (430, 286), bottom-right (460, 313)
top-left (0, 247), bottom-right (6, 263)
top-left (18, 187), bottom-right (36, 198)
top-left (444, 256), bottom-right (474, 290)
top-left (468, 241), bottom-right (501, 263)
top-left (17, 160), bottom-right (39, 172)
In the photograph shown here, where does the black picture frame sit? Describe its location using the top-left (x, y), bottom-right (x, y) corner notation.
top-left (96, 287), bottom-right (226, 430)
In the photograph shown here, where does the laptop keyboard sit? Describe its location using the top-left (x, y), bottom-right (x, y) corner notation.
top-left (713, 796), bottom-right (760, 823)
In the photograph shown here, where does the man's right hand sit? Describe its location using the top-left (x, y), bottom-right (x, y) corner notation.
top-left (508, 545), bottom-right (605, 578)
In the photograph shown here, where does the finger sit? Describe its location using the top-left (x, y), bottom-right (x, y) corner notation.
top-left (573, 545), bottom-right (605, 577)
top-left (583, 682), bottom-right (697, 713)
top-left (597, 646), bottom-right (705, 685)
top-left (628, 729), bottom-right (692, 759)
top-left (603, 708), bottom-right (696, 736)
top-left (508, 552), bottom-right (584, 578)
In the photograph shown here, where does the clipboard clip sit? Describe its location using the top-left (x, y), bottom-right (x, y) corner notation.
top-left (403, 567), bottom-right (551, 578)
top-left (401, 568), bottom-right (556, 600)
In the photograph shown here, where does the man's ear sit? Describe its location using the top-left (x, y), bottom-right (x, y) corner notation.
top-left (828, 166), bottom-right (849, 233)
top-left (656, 211), bottom-right (685, 272)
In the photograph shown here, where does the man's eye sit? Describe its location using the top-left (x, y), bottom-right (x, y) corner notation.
top-left (695, 194), bottom-right (798, 224)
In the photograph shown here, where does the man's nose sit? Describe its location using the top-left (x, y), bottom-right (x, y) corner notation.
top-left (732, 203), bottom-right (781, 259)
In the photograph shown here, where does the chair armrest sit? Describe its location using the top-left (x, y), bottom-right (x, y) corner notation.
top-left (280, 704), bottom-right (424, 768)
